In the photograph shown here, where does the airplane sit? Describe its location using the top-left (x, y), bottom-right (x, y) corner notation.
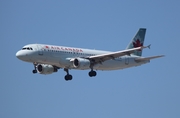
top-left (16, 28), bottom-right (164, 81)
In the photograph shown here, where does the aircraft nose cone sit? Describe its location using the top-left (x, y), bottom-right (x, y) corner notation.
top-left (16, 51), bottom-right (24, 60)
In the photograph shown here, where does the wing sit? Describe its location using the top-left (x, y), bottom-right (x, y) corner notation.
top-left (87, 46), bottom-right (149, 63)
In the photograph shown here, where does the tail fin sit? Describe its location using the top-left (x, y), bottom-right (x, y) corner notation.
top-left (126, 28), bottom-right (146, 56)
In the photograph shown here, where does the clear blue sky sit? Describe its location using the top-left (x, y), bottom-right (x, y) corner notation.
top-left (1, 0), bottom-right (180, 118)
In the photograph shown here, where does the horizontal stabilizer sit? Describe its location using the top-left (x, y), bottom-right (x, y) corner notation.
top-left (135, 55), bottom-right (165, 62)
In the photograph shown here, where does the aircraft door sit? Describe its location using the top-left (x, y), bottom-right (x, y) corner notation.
top-left (37, 45), bottom-right (43, 55)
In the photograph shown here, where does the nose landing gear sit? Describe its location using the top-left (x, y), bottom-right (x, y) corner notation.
top-left (32, 63), bottom-right (37, 74)
top-left (32, 69), bottom-right (37, 73)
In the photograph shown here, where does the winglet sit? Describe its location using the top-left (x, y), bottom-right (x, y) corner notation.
top-left (147, 44), bottom-right (151, 49)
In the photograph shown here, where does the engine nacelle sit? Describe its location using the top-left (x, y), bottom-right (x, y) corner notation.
top-left (37, 64), bottom-right (57, 75)
top-left (73, 58), bottom-right (90, 69)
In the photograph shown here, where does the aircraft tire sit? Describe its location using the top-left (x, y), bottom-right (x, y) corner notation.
top-left (89, 71), bottom-right (97, 77)
top-left (32, 70), bottom-right (37, 74)
top-left (65, 74), bottom-right (73, 81)
top-left (93, 71), bottom-right (97, 76)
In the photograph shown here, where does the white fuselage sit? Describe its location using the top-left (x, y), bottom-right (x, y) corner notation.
top-left (16, 44), bottom-right (149, 71)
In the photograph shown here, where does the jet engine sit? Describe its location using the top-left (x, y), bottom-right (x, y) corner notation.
top-left (73, 58), bottom-right (90, 69)
top-left (37, 64), bottom-right (58, 74)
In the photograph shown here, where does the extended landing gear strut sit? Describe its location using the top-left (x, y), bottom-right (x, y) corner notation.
top-left (88, 63), bottom-right (97, 77)
top-left (64, 68), bottom-right (73, 81)
top-left (32, 63), bottom-right (37, 74)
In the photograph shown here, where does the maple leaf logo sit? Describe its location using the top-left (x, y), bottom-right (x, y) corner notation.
top-left (45, 46), bottom-right (49, 48)
top-left (133, 39), bottom-right (143, 51)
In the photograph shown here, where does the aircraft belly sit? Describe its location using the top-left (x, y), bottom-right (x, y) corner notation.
top-left (35, 53), bottom-right (148, 71)
top-left (95, 58), bottom-right (145, 70)
top-left (36, 53), bottom-right (63, 67)
top-left (94, 60), bottom-right (124, 70)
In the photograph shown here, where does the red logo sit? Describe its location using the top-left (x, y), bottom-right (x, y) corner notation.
top-left (133, 39), bottom-right (143, 51)
top-left (45, 46), bottom-right (49, 48)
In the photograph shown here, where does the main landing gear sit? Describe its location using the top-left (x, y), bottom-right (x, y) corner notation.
top-left (89, 65), bottom-right (97, 77)
top-left (63, 68), bottom-right (97, 81)
top-left (64, 68), bottom-right (72, 81)
top-left (88, 70), bottom-right (97, 77)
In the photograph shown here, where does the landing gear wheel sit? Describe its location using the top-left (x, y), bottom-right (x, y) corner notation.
top-left (89, 71), bottom-right (97, 77)
top-left (32, 70), bottom-right (37, 74)
top-left (64, 74), bottom-right (73, 81)
top-left (89, 71), bottom-right (93, 77)
top-left (64, 68), bottom-right (73, 81)
top-left (93, 71), bottom-right (97, 76)
top-left (32, 63), bottom-right (38, 74)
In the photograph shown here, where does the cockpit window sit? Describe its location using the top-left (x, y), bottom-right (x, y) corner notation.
top-left (22, 47), bottom-right (33, 50)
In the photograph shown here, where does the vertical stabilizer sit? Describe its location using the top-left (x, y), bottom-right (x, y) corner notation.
top-left (126, 28), bottom-right (146, 56)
